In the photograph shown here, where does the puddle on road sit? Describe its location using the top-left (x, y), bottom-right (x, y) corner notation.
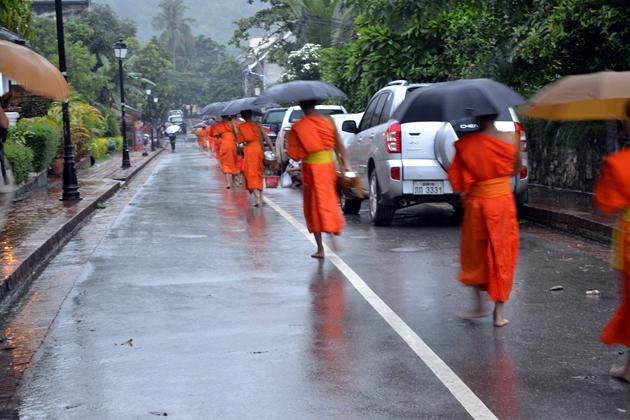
top-left (169, 234), bottom-right (208, 239)
top-left (390, 246), bottom-right (430, 253)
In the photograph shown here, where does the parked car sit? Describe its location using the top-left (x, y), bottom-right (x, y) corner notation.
top-left (331, 113), bottom-right (364, 148)
top-left (169, 109), bottom-right (184, 118)
top-left (261, 107), bottom-right (287, 146)
top-left (275, 105), bottom-right (347, 169)
top-left (168, 114), bottom-right (187, 134)
top-left (340, 80), bottom-right (529, 225)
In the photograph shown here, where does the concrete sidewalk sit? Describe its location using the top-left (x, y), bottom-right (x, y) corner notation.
top-left (522, 185), bottom-right (616, 243)
top-left (0, 148), bottom-right (163, 307)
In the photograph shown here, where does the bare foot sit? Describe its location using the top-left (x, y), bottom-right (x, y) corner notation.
top-left (494, 319), bottom-right (510, 327)
top-left (610, 366), bottom-right (630, 382)
top-left (311, 251), bottom-right (325, 259)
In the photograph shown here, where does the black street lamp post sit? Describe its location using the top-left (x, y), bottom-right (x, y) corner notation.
top-left (54, 0), bottom-right (80, 201)
top-left (146, 89), bottom-right (155, 152)
top-left (153, 97), bottom-right (160, 148)
top-left (115, 39), bottom-right (131, 169)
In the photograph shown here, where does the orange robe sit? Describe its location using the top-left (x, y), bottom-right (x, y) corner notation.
top-left (211, 121), bottom-right (239, 174)
top-left (196, 127), bottom-right (207, 149)
top-left (287, 115), bottom-right (344, 235)
top-left (595, 148), bottom-right (630, 347)
top-left (237, 122), bottom-right (264, 192)
top-left (448, 132), bottom-right (519, 302)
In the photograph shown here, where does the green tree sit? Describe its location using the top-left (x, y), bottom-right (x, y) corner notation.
top-left (152, 0), bottom-right (195, 69)
top-left (77, 4), bottom-right (137, 61)
top-left (232, 0), bottom-right (355, 56)
top-left (0, 0), bottom-right (33, 39)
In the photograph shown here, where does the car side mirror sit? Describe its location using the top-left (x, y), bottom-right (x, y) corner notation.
top-left (342, 120), bottom-right (358, 133)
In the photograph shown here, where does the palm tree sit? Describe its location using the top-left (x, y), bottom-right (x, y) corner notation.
top-left (152, 0), bottom-right (195, 70)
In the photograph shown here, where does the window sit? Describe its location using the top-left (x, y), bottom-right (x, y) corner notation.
top-left (263, 110), bottom-right (286, 124)
top-left (378, 93), bottom-right (394, 125)
top-left (359, 95), bottom-right (381, 132)
top-left (369, 93), bottom-right (388, 127)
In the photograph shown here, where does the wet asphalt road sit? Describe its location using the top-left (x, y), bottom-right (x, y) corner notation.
top-left (7, 141), bottom-right (630, 419)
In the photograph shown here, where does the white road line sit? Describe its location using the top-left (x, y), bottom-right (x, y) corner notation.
top-left (265, 196), bottom-right (499, 420)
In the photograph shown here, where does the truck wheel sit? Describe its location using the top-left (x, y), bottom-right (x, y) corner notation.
top-left (341, 193), bottom-right (362, 215)
top-left (369, 172), bottom-right (395, 226)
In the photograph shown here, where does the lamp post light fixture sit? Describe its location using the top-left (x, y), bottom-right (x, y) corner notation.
top-left (115, 39), bottom-right (131, 169)
top-left (54, 0), bottom-right (81, 201)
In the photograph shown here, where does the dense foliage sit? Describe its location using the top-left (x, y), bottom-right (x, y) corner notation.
top-left (4, 134), bottom-right (33, 184)
top-left (318, 0), bottom-right (630, 111)
top-left (152, 0), bottom-right (243, 106)
top-left (0, 0), bottom-right (33, 38)
top-left (16, 118), bottom-right (60, 172)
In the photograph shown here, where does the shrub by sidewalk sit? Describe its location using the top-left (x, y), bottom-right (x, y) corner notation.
top-left (4, 139), bottom-right (33, 185)
top-left (18, 118), bottom-right (60, 172)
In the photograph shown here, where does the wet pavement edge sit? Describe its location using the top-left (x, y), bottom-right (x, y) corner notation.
top-left (0, 148), bottom-right (164, 310)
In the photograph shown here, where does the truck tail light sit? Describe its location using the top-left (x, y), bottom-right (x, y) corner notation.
top-left (391, 167), bottom-right (401, 180)
top-left (385, 122), bottom-right (401, 153)
top-left (519, 166), bottom-right (528, 179)
top-left (515, 121), bottom-right (527, 152)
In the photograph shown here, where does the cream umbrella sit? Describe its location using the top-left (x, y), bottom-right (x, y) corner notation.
top-left (0, 40), bottom-right (69, 101)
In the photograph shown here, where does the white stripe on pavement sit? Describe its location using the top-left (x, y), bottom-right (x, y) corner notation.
top-left (265, 196), bottom-right (498, 420)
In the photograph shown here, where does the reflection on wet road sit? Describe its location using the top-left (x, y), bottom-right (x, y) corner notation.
top-left (4, 142), bottom-right (629, 419)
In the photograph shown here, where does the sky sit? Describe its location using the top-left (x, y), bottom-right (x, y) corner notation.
top-left (93, 0), bottom-right (266, 45)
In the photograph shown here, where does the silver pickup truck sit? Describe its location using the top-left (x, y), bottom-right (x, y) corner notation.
top-left (340, 80), bottom-right (529, 226)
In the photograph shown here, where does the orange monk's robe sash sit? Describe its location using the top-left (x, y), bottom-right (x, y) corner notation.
top-left (467, 177), bottom-right (512, 198)
top-left (304, 150), bottom-right (334, 164)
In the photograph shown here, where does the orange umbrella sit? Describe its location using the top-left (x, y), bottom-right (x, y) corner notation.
top-left (0, 40), bottom-right (69, 101)
top-left (521, 71), bottom-right (630, 121)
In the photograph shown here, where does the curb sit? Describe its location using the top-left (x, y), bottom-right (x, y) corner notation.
top-left (112, 148), bottom-right (164, 182)
top-left (0, 149), bottom-right (163, 308)
top-left (521, 204), bottom-right (613, 244)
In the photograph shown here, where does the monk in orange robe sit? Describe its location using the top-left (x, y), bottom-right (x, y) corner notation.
top-left (237, 110), bottom-right (274, 206)
top-left (210, 116), bottom-right (240, 188)
top-left (196, 127), bottom-right (206, 150)
top-left (594, 132), bottom-right (630, 382)
top-left (448, 114), bottom-right (521, 327)
top-left (287, 100), bottom-right (349, 259)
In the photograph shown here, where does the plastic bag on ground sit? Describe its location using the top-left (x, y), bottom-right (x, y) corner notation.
top-left (280, 171), bottom-right (292, 188)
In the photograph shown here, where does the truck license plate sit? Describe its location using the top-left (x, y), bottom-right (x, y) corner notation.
top-left (413, 181), bottom-right (443, 195)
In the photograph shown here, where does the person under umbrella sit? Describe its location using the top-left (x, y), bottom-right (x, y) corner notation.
top-left (237, 110), bottom-right (274, 207)
top-left (523, 71), bottom-right (630, 381)
top-left (448, 113), bottom-right (521, 327)
top-left (210, 115), bottom-right (240, 188)
top-left (258, 80), bottom-right (351, 257)
top-left (593, 104), bottom-right (630, 382)
top-left (405, 79), bottom-right (525, 326)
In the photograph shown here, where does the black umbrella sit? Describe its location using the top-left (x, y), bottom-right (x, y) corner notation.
top-left (255, 80), bottom-right (346, 105)
top-left (202, 101), bottom-right (228, 116)
top-left (391, 79), bottom-right (525, 124)
top-left (222, 97), bottom-right (264, 115)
